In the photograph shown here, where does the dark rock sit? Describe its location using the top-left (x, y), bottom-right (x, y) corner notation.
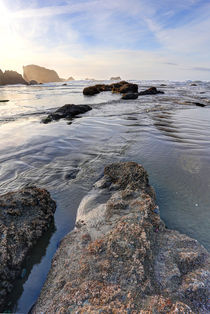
top-left (62, 83), bottom-right (67, 86)
top-left (121, 93), bottom-right (139, 100)
top-left (139, 87), bottom-right (164, 95)
top-left (190, 83), bottom-right (197, 86)
top-left (0, 69), bottom-right (28, 86)
top-left (83, 81), bottom-right (138, 96)
top-left (83, 85), bottom-right (100, 96)
top-left (160, 84), bottom-right (167, 87)
top-left (42, 104), bottom-right (92, 123)
top-left (29, 80), bottom-right (38, 85)
top-left (0, 186), bottom-right (56, 312)
top-left (118, 83), bottom-right (138, 94)
top-left (33, 161), bottom-right (210, 313)
top-left (194, 102), bottom-right (206, 107)
top-left (0, 100), bottom-right (9, 102)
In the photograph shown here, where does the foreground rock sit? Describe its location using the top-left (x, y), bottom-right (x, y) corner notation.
top-left (83, 81), bottom-right (138, 96)
top-left (139, 86), bottom-right (164, 95)
top-left (23, 64), bottom-right (62, 83)
top-left (33, 162), bottom-right (210, 313)
top-left (0, 187), bottom-right (56, 312)
top-left (0, 69), bottom-right (28, 86)
top-left (42, 104), bottom-right (92, 123)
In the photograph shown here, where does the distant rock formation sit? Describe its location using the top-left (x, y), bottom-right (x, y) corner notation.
top-left (67, 76), bottom-right (75, 81)
top-left (23, 65), bottom-right (61, 83)
top-left (110, 76), bottom-right (121, 80)
top-left (0, 69), bottom-right (27, 85)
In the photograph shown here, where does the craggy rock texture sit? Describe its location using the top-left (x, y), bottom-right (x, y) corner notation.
top-left (42, 104), bottom-right (92, 123)
top-left (23, 64), bottom-right (61, 83)
top-left (0, 69), bottom-right (27, 85)
top-left (33, 162), bottom-right (210, 313)
top-left (0, 187), bottom-right (56, 312)
top-left (139, 87), bottom-right (164, 95)
top-left (83, 81), bottom-right (138, 96)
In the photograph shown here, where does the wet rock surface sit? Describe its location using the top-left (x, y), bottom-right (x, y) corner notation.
top-left (122, 93), bottom-right (139, 100)
top-left (42, 104), bottom-right (92, 123)
top-left (83, 81), bottom-right (138, 96)
top-left (0, 186), bottom-right (56, 312)
top-left (139, 86), bottom-right (164, 95)
top-left (33, 162), bottom-right (210, 313)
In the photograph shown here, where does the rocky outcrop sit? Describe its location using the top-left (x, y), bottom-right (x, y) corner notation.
top-left (67, 77), bottom-right (75, 81)
top-left (42, 104), bottom-right (92, 124)
top-left (110, 76), bottom-right (121, 80)
top-left (83, 81), bottom-right (138, 96)
top-left (0, 187), bottom-right (56, 312)
top-left (122, 93), bottom-right (139, 100)
top-left (29, 80), bottom-right (38, 85)
top-left (139, 87), bottom-right (164, 95)
top-left (0, 69), bottom-right (27, 85)
top-left (23, 65), bottom-right (61, 83)
top-left (33, 162), bottom-right (210, 313)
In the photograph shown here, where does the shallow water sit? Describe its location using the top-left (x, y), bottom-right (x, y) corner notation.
top-left (0, 80), bottom-right (210, 313)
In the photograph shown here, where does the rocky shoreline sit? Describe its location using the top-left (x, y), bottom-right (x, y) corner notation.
top-left (32, 162), bottom-right (210, 313)
top-left (0, 187), bottom-right (56, 312)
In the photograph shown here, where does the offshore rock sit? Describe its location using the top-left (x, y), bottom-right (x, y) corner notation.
top-left (0, 187), bottom-right (56, 312)
top-left (23, 64), bottom-right (61, 83)
top-left (83, 81), bottom-right (138, 96)
top-left (33, 162), bottom-right (210, 313)
top-left (139, 86), bottom-right (164, 95)
top-left (121, 93), bottom-right (139, 100)
top-left (0, 69), bottom-right (28, 86)
top-left (29, 80), bottom-right (38, 85)
top-left (42, 104), bottom-right (92, 123)
top-left (110, 76), bottom-right (121, 80)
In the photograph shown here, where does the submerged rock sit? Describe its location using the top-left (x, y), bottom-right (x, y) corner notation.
top-left (139, 87), bottom-right (164, 95)
top-left (0, 187), bottom-right (56, 312)
top-left (42, 104), bottom-right (92, 123)
top-left (33, 162), bottom-right (209, 313)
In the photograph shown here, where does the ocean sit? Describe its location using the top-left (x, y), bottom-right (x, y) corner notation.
top-left (0, 80), bottom-right (210, 312)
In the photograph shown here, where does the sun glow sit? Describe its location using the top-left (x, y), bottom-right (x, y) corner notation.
top-left (0, 1), bottom-right (12, 26)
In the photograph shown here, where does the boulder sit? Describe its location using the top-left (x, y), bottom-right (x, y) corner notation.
top-left (121, 93), bottom-right (139, 100)
top-left (83, 85), bottom-right (100, 96)
top-left (0, 69), bottom-right (28, 86)
top-left (32, 162), bottom-right (210, 313)
top-left (23, 65), bottom-right (61, 83)
top-left (29, 80), bottom-right (38, 85)
top-left (139, 86), bottom-right (164, 95)
top-left (190, 83), bottom-right (197, 86)
top-left (42, 104), bottom-right (92, 123)
top-left (0, 187), bottom-right (56, 312)
top-left (83, 81), bottom-right (138, 96)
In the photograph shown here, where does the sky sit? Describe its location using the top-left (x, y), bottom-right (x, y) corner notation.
top-left (0, 0), bottom-right (210, 80)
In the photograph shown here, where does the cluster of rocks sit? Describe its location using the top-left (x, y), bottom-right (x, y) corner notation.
top-left (0, 69), bottom-right (27, 86)
top-left (32, 162), bottom-right (210, 313)
top-left (0, 187), bottom-right (56, 312)
top-left (42, 104), bottom-right (92, 124)
top-left (83, 81), bottom-right (164, 99)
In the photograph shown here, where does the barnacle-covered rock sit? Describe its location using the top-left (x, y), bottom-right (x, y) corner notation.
top-left (33, 162), bottom-right (209, 313)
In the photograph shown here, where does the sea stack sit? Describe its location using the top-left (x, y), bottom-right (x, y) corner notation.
top-left (23, 65), bottom-right (62, 84)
